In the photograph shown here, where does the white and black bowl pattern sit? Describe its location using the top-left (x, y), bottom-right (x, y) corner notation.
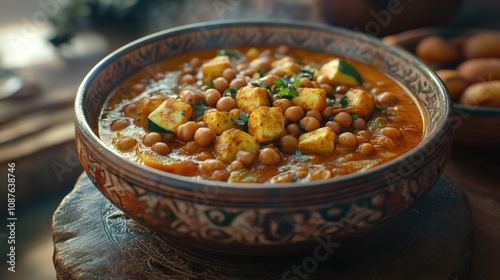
top-left (75, 21), bottom-right (453, 254)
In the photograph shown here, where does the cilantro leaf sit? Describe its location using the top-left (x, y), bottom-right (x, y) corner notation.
top-left (350, 113), bottom-right (359, 120)
top-left (217, 49), bottom-right (240, 59)
top-left (336, 95), bottom-right (348, 107)
top-left (295, 69), bottom-right (315, 79)
top-left (204, 80), bottom-right (214, 88)
top-left (235, 111), bottom-right (249, 130)
top-left (376, 106), bottom-right (398, 117)
top-left (193, 99), bottom-right (209, 118)
top-left (295, 150), bottom-right (311, 162)
top-left (224, 88), bottom-right (237, 99)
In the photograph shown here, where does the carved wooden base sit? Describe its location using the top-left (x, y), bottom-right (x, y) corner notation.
top-left (52, 174), bottom-right (472, 279)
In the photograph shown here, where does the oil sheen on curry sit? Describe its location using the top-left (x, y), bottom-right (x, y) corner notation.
top-left (99, 46), bottom-right (423, 183)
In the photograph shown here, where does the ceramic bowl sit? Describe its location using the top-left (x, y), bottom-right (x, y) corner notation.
top-left (383, 27), bottom-right (500, 148)
top-left (75, 21), bottom-right (453, 255)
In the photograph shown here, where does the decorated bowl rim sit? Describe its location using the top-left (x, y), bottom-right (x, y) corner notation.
top-left (75, 19), bottom-right (453, 192)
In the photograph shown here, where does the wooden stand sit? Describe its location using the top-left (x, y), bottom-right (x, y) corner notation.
top-left (52, 174), bottom-right (472, 279)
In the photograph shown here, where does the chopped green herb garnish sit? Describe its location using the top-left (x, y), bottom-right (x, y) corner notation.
top-left (327, 98), bottom-right (335, 106)
top-left (217, 49), bottom-right (240, 59)
top-left (295, 69), bottom-right (315, 79)
top-left (256, 70), bottom-right (265, 78)
top-left (350, 113), bottom-right (359, 120)
top-left (235, 111), bottom-right (249, 129)
top-left (295, 150), bottom-right (311, 162)
top-left (336, 95), bottom-right (348, 107)
top-left (193, 99), bottom-right (209, 118)
top-left (250, 81), bottom-right (261, 87)
top-left (224, 88), bottom-right (237, 99)
top-left (376, 106), bottom-right (397, 117)
top-left (292, 78), bottom-right (302, 88)
top-left (204, 80), bottom-right (214, 88)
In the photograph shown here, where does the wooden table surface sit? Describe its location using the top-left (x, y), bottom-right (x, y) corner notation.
top-left (444, 146), bottom-right (500, 280)
top-left (0, 0), bottom-right (499, 279)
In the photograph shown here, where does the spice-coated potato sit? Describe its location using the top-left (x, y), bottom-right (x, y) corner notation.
top-left (457, 58), bottom-right (500, 84)
top-left (415, 35), bottom-right (460, 64)
top-left (459, 81), bottom-right (500, 108)
top-left (463, 32), bottom-right (500, 59)
top-left (436, 69), bottom-right (468, 99)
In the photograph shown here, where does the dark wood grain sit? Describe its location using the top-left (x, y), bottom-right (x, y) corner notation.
top-left (52, 173), bottom-right (472, 280)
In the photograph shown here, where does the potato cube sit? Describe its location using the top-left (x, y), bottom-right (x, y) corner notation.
top-left (203, 111), bottom-right (237, 135)
top-left (292, 87), bottom-right (327, 111)
top-left (236, 86), bottom-right (271, 114)
top-left (298, 127), bottom-right (336, 154)
top-left (345, 89), bottom-right (375, 118)
top-left (202, 55), bottom-right (230, 81)
top-left (320, 58), bottom-right (361, 86)
top-left (214, 128), bottom-right (259, 163)
top-left (248, 106), bottom-right (286, 143)
top-left (147, 98), bottom-right (192, 134)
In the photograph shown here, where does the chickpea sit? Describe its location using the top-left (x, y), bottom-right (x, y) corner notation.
top-left (321, 106), bottom-right (334, 119)
top-left (196, 151), bottom-right (214, 161)
top-left (249, 57), bottom-right (272, 72)
top-left (316, 75), bottom-right (331, 85)
top-left (241, 68), bottom-right (256, 77)
top-left (358, 143), bottom-right (375, 157)
top-left (338, 132), bottom-right (358, 147)
top-left (325, 121), bottom-right (342, 134)
top-left (381, 127), bottom-right (402, 139)
top-left (272, 68), bottom-right (286, 77)
top-left (151, 142), bottom-right (171, 155)
top-left (182, 66), bottom-right (197, 75)
top-left (335, 85), bottom-right (350, 95)
top-left (197, 121), bottom-right (207, 128)
top-left (204, 88), bottom-right (222, 106)
top-left (163, 133), bottom-right (176, 142)
top-left (180, 89), bottom-right (199, 105)
top-left (213, 77), bottom-right (229, 92)
top-left (306, 109), bottom-right (322, 122)
top-left (299, 77), bottom-right (312, 88)
top-left (333, 112), bottom-right (353, 128)
top-left (216, 96), bottom-right (237, 112)
top-left (277, 45), bottom-right (290, 54)
top-left (201, 159), bottom-right (226, 174)
top-left (353, 118), bottom-right (366, 129)
top-left (143, 132), bottom-right (163, 147)
top-left (311, 81), bottom-right (320, 88)
top-left (116, 136), bottom-right (137, 151)
top-left (177, 121), bottom-right (198, 142)
top-left (310, 169), bottom-right (332, 181)
top-left (300, 116), bottom-right (321, 132)
top-left (377, 91), bottom-right (397, 106)
top-left (284, 106), bottom-right (305, 122)
top-left (286, 123), bottom-right (302, 136)
top-left (320, 84), bottom-right (334, 94)
top-left (133, 83), bottom-right (146, 92)
top-left (222, 68), bottom-right (237, 81)
top-left (190, 57), bottom-right (202, 68)
top-left (183, 141), bottom-right (202, 154)
top-left (279, 135), bottom-right (299, 152)
top-left (211, 169), bottom-right (230, 181)
top-left (236, 63), bottom-right (249, 72)
top-left (259, 148), bottom-right (281, 165)
top-left (230, 160), bottom-right (245, 172)
top-left (261, 74), bottom-right (279, 87)
top-left (356, 136), bottom-right (369, 144)
top-left (274, 98), bottom-right (293, 112)
top-left (110, 119), bottom-right (130, 131)
top-left (229, 77), bottom-right (248, 89)
top-left (123, 104), bottom-right (137, 117)
top-left (194, 127), bottom-right (216, 147)
top-left (236, 151), bottom-right (255, 167)
top-left (357, 130), bottom-right (372, 139)
top-left (180, 74), bottom-right (197, 84)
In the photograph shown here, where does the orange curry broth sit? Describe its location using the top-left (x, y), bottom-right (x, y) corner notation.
top-left (99, 47), bottom-right (423, 183)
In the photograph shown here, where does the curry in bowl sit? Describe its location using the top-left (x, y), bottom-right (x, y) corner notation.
top-left (99, 46), bottom-right (423, 183)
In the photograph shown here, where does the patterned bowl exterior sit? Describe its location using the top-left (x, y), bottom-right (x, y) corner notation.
top-left (75, 21), bottom-right (453, 255)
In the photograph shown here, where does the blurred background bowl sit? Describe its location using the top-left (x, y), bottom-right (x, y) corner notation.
top-left (75, 20), bottom-right (453, 255)
top-left (383, 27), bottom-right (500, 148)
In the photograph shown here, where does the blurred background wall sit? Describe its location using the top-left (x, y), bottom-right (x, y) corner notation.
top-left (0, 0), bottom-right (498, 279)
